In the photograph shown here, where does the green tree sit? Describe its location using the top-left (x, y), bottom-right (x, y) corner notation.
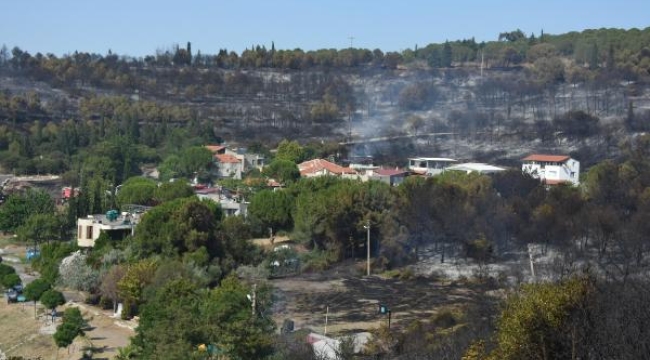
top-left (203, 276), bottom-right (275, 359)
top-left (248, 190), bottom-right (294, 233)
top-left (263, 159), bottom-right (300, 184)
top-left (117, 259), bottom-right (158, 315)
top-left (441, 41), bottom-right (453, 67)
top-left (15, 213), bottom-right (65, 245)
top-left (0, 188), bottom-right (55, 232)
top-left (275, 139), bottom-right (305, 163)
top-left (132, 197), bottom-right (222, 259)
top-left (158, 146), bottom-right (213, 181)
top-left (53, 307), bottom-right (85, 349)
top-left (40, 289), bottom-right (66, 310)
top-left (2, 272), bottom-right (21, 288)
top-left (117, 177), bottom-right (157, 206)
top-left (487, 277), bottom-right (591, 360)
top-left (23, 278), bottom-right (51, 301)
top-left (153, 181), bottom-right (195, 203)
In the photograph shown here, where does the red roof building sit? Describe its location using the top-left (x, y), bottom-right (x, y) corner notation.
top-left (522, 154), bottom-right (580, 185)
top-left (521, 154), bottom-right (570, 163)
top-left (298, 159), bottom-right (358, 178)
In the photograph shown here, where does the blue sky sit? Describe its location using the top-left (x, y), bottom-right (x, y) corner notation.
top-left (3, 0), bottom-right (649, 57)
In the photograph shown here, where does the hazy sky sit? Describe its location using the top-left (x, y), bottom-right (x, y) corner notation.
top-left (3, 0), bottom-right (649, 57)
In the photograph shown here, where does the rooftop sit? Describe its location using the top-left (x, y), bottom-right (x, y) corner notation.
top-left (298, 159), bottom-right (357, 176)
top-left (374, 168), bottom-right (409, 176)
top-left (215, 153), bottom-right (241, 163)
top-left (409, 157), bottom-right (457, 162)
top-left (522, 154), bottom-right (571, 162)
top-left (446, 162), bottom-right (505, 173)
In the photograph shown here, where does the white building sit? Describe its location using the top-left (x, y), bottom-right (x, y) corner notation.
top-left (408, 157), bottom-right (457, 176)
top-left (521, 154), bottom-right (580, 185)
top-left (195, 187), bottom-right (249, 217)
top-left (446, 162), bottom-right (505, 175)
top-left (77, 211), bottom-right (140, 248)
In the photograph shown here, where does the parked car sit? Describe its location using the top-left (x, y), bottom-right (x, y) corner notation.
top-left (13, 283), bottom-right (23, 294)
top-left (5, 289), bottom-right (17, 304)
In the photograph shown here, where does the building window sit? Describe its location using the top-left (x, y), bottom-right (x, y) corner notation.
top-left (571, 172), bottom-right (575, 178)
top-left (86, 226), bottom-right (93, 240)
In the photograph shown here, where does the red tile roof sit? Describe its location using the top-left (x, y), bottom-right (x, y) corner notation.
top-left (522, 154), bottom-right (570, 162)
top-left (215, 154), bottom-right (240, 164)
top-left (374, 168), bottom-right (408, 176)
top-left (298, 159), bottom-right (357, 176)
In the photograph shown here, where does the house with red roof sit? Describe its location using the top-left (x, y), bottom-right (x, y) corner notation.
top-left (298, 159), bottom-right (358, 179)
top-left (522, 154), bottom-right (580, 185)
top-left (214, 153), bottom-right (244, 179)
top-left (205, 144), bottom-right (266, 180)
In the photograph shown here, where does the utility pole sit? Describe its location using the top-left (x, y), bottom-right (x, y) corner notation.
top-left (251, 283), bottom-right (257, 316)
top-left (348, 36), bottom-right (355, 49)
top-left (364, 220), bottom-right (371, 276)
top-left (528, 244), bottom-right (536, 281)
top-left (324, 305), bottom-right (329, 335)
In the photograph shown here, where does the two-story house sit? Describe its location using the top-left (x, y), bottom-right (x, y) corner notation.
top-left (206, 145), bottom-right (266, 180)
top-left (522, 154), bottom-right (580, 185)
top-left (77, 210), bottom-right (143, 247)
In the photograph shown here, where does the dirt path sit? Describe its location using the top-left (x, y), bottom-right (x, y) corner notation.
top-left (64, 303), bottom-right (136, 360)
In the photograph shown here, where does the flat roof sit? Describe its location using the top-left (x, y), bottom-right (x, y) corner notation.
top-left (447, 163), bottom-right (505, 173)
top-left (409, 157), bottom-right (457, 162)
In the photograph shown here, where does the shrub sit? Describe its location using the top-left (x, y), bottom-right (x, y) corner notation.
top-left (432, 310), bottom-right (458, 329)
top-left (0, 263), bottom-right (16, 277)
top-left (40, 289), bottom-right (66, 309)
top-left (2, 273), bottom-right (21, 289)
top-left (23, 278), bottom-right (51, 301)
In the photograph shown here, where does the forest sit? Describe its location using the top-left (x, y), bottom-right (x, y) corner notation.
top-left (1, 26), bottom-right (650, 359)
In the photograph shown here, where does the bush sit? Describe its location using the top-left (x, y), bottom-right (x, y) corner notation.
top-left (23, 278), bottom-right (51, 301)
top-left (300, 249), bottom-right (337, 273)
top-left (99, 295), bottom-right (112, 310)
top-left (59, 251), bottom-right (100, 292)
top-left (2, 273), bottom-right (21, 289)
top-left (0, 263), bottom-right (16, 277)
top-left (40, 289), bottom-right (66, 309)
top-left (432, 310), bottom-right (458, 329)
top-left (32, 241), bottom-right (77, 285)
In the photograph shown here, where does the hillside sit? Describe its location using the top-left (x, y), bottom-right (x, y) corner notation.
top-left (1, 27), bottom-right (650, 174)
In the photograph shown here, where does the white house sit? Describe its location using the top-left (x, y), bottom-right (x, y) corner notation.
top-left (77, 211), bottom-right (141, 247)
top-left (521, 154), bottom-right (580, 185)
top-left (408, 157), bottom-right (457, 176)
top-left (194, 187), bottom-right (249, 217)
